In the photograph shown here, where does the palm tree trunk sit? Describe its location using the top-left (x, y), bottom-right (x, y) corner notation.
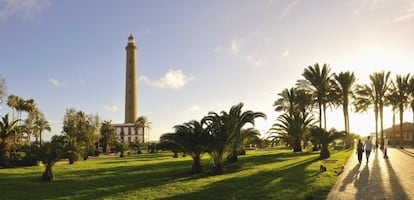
top-left (42, 163), bottom-right (55, 181)
top-left (392, 110), bottom-right (396, 146)
top-left (375, 105), bottom-right (379, 149)
top-left (318, 101), bottom-right (322, 128)
top-left (191, 155), bottom-right (203, 174)
top-left (39, 130), bottom-right (42, 145)
top-left (399, 105), bottom-right (404, 148)
top-left (323, 103), bottom-right (327, 130)
top-left (320, 145), bottom-right (330, 159)
top-left (380, 103), bottom-right (384, 149)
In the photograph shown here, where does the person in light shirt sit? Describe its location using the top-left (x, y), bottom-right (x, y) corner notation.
top-left (364, 136), bottom-right (372, 163)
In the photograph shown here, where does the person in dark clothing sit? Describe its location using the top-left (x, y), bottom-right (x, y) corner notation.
top-left (356, 139), bottom-right (364, 165)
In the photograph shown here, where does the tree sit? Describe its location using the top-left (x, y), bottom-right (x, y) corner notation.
top-left (100, 120), bottom-right (115, 153)
top-left (111, 140), bottom-right (128, 157)
top-left (274, 87), bottom-right (312, 116)
top-left (0, 114), bottom-right (19, 167)
top-left (225, 103), bottom-right (266, 163)
top-left (354, 84), bottom-right (378, 148)
top-left (7, 95), bottom-right (19, 120)
top-left (129, 140), bottom-right (143, 154)
top-left (159, 133), bottom-right (182, 158)
top-left (391, 74), bottom-right (410, 148)
top-left (297, 63), bottom-right (332, 129)
top-left (34, 135), bottom-right (70, 181)
top-left (408, 76), bottom-right (414, 145)
top-left (386, 90), bottom-right (399, 146)
top-left (370, 71), bottom-right (391, 149)
top-left (160, 120), bottom-right (209, 174)
top-left (310, 127), bottom-right (345, 159)
top-left (62, 108), bottom-right (100, 159)
top-left (135, 116), bottom-right (152, 142)
top-left (33, 113), bottom-right (51, 145)
top-left (271, 112), bottom-right (315, 152)
top-left (331, 71), bottom-right (356, 148)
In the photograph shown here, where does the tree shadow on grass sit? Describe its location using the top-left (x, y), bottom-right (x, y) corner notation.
top-left (160, 156), bottom-right (321, 200)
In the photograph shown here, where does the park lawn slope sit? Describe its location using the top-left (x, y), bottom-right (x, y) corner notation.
top-left (0, 149), bottom-right (352, 200)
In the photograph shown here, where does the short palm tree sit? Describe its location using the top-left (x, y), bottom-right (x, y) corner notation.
top-left (310, 127), bottom-right (345, 159)
top-left (159, 133), bottom-right (182, 158)
top-left (271, 112), bottom-right (315, 152)
top-left (0, 114), bottom-right (19, 167)
top-left (35, 135), bottom-right (69, 181)
top-left (225, 103), bottom-right (266, 163)
top-left (163, 120), bottom-right (209, 174)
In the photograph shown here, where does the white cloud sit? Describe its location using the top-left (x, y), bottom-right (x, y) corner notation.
top-left (104, 105), bottom-right (118, 113)
top-left (229, 39), bottom-right (240, 54)
top-left (278, 0), bottom-right (299, 21)
top-left (244, 53), bottom-right (264, 67)
top-left (48, 78), bottom-right (63, 88)
top-left (139, 69), bottom-right (194, 90)
top-left (282, 49), bottom-right (290, 57)
top-left (0, 0), bottom-right (51, 22)
top-left (392, 1), bottom-right (414, 23)
top-left (185, 105), bottom-right (202, 113)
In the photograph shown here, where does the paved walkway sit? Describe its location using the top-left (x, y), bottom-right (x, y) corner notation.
top-left (327, 147), bottom-right (414, 200)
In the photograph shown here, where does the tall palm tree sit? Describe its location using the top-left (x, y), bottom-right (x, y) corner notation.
top-left (354, 84), bottom-right (378, 148)
top-left (271, 112), bottom-right (315, 152)
top-left (332, 71), bottom-right (356, 148)
top-left (274, 87), bottom-right (312, 116)
top-left (310, 127), bottom-right (345, 159)
top-left (100, 120), bottom-right (115, 153)
top-left (392, 74), bottom-right (410, 148)
top-left (6, 95), bottom-right (19, 119)
top-left (135, 116), bottom-right (152, 142)
top-left (386, 90), bottom-right (399, 146)
top-left (0, 114), bottom-right (19, 167)
top-left (370, 71), bottom-right (391, 149)
top-left (34, 115), bottom-right (51, 145)
top-left (297, 63), bottom-right (332, 129)
top-left (408, 76), bottom-right (414, 144)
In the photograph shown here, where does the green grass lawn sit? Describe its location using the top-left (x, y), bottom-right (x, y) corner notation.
top-left (0, 148), bottom-right (352, 200)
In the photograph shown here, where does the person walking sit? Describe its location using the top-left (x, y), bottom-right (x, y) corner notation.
top-left (384, 137), bottom-right (388, 159)
top-left (356, 139), bottom-right (364, 164)
top-left (365, 136), bottom-right (372, 163)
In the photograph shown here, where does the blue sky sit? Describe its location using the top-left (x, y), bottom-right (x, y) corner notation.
top-left (1, 0), bottom-right (414, 141)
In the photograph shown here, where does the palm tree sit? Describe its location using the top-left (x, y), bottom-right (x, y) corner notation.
top-left (6, 95), bottom-right (19, 119)
top-left (370, 71), bottom-right (391, 149)
top-left (408, 76), bottom-right (414, 144)
top-left (386, 90), bottom-right (399, 146)
top-left (111, 140), bottom-right (129, 157)
top-left (297, 63), bottom-right (332, 129)
top-left (161, 120), bottom-right (209, 174)
top-left (34, 135), bottom-right (69, 181)
top-left (159, 133), bottom-right (182, 158)
top-left (34, 115), bottom-right (51, 145)
top-left (392, 74), bottom-right (410, 148)
top-left (234, 127), bottom-right (261, 156)
top-left (331, 71), bottom-right (356, 148)
top-left (310, 127), bottom-right (345, 159)
top-left (271, 112), bottom-right (315, 152)
top-left (135, 116), bottom-right (152, 142)
top-left (100, 120), bottom-right (115, 153)
top-left (274, 87), bottom-right (312, 116)
top-left (0, 114), bottom-right (19, 167)
top-left (354, 84), bottom-right (379, 149)
top-left (225, 103), bottom-right (266, 163)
